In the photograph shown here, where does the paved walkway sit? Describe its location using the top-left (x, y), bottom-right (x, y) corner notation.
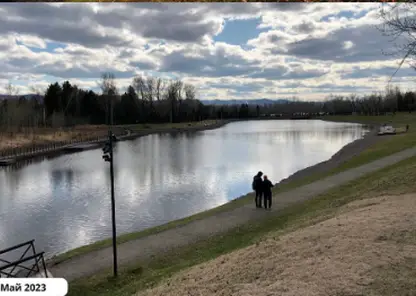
top-left (50, 147), bottom-right (416, 281)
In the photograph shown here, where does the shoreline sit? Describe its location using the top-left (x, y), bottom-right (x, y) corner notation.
top-left (278, 123), bottom-right (380, 185)
top-left (0, 117), bottom-right (375, 167)
top-left (48, 119), bottom-right (380, 266)
top-left (0, 120), bottom-right (234, 166)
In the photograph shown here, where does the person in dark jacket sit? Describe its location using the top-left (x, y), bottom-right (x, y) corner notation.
top-left (262, 175), bottom-right (274, 210)
top-left (252, 171), bottom-right (263, 208)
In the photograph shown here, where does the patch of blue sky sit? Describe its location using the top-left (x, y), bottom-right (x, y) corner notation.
top-left (8, 79), bottom-right (27, 87)
top-left (321, 10), bottom-right (369, 22)
top-left (16, 40), bottom-right (67, 53)
top-left (214, 18), bottom-right (268, 46)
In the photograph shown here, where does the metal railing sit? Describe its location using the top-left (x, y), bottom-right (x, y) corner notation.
top-left (0, 240), bottom-right (48, 278)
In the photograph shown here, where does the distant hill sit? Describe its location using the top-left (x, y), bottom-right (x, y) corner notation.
top-left (0, 94), bottom-right (43, 101)
top-left (200, 99), bottom-right (290, 106)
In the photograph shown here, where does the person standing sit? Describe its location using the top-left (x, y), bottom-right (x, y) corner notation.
top-left (252, 171), bottom-right (263, 208)
top-left (262, 175), bottom-right (274, 210)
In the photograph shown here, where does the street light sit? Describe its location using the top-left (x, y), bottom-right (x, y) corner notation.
top-left (102, 97), bottom-right (118, 278)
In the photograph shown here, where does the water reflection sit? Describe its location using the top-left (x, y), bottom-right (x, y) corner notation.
top-left (0, 120), bottom-right (368, 257)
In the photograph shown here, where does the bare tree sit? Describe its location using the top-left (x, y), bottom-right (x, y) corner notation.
top-left (30, 85), bottom-right (46, 127)
top-left (146, 77), bottom-right (155, 106)
top-left (99, 73), bottom-right (118, 125)
top-left (184, 83), bottom-right (197, 100)
top-left (155, 78), bottom-right (165, 101)
top-left (348, 94), bottom-right (358, 114)
top-left (379, 3), bottom-right (416, 80)
top-left (100, 72), bottom-right (118, 95)
top-left (165, 80), bottom-right (184, 123)
top-left (5, 82), bottom-right (19, 96)
top-left (1, 82), bottom-right (20, 135)
top-left (176, 80), bottom-right (183, 101)
top-left (132, 75), bottom-right (147, 101)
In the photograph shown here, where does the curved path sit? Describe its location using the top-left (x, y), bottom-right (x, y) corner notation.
top-left (49, 147), bottom-right (416, 281)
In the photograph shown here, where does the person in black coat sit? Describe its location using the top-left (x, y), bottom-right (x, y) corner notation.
top-left (252, 171), bottom-right (263, 208)
top-left (262, 175), bottom-right (274, 210)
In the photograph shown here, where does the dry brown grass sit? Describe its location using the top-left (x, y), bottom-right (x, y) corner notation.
top-left (0, 125), bottom-right (109, 151)
top-left (0, 120), bottom-right (220, 153)
top-left (137, 193), bottom-right (416, 296)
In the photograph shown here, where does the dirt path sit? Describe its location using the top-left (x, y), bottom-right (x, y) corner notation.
top-left (137, 193), bottom-right (416, 296)
top-left (49, 147), bottom-right (416, 281)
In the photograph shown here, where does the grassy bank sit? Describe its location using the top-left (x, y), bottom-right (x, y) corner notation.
top-left (319, 113), bottom-right (416, 167)
top-left (51, 113), bottom-right (416, 264)
top-left (68, 153), bottom-right (416, 296)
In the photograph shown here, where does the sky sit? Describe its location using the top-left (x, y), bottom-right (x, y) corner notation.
top-left (0, 2), bottom-right (415, 101)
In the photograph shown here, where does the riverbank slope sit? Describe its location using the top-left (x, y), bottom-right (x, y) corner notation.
top-left (47, 113), bottom-right (416, 295)
top-left (137, 193), bottom-right (416, 296)
top-left (67, 148), bottom-right (416, 296)
top-left (49, 114), bottom-right (414, 263)
top-left (53, 147), bottom-right (416, 281)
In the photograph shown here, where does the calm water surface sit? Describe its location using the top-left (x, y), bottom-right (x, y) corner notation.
top-left (0, 120), bottom-right (369, 257)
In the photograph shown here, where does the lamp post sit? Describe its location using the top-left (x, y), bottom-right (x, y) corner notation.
top-left (102, 97), bottom-right (118, 278)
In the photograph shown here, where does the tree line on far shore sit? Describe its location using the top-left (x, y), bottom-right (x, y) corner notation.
top-left (0, 73), bottom-right (415, 133)
top-left (1, 3), bottom-right (416, 133)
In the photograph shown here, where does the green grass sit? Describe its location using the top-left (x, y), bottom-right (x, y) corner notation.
top-left (51, 113), bottom-right (416, 264)
top-left (68, 155), bottom-right (416, 296)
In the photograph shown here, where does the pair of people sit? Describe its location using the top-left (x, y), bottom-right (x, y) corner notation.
top-left (252, 171), bottom-right (274, 210)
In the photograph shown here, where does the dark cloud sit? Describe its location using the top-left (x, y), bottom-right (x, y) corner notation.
top-left (0, 3), bottom-right (311, 49)
top-left (0, 12), bottom-right (129, 48)
top-left (279, 82), bottom-right (306, 88)
top-left (37, 63), bottom-right (136, 79)
top-left (208, 82), bottom-right (271, 93)
top-left (304, 83), bottom-right (374, 92)
top-left (267, 34), bottom-right (280, 43)
top-left (138, 13), bottom-right (219, 42)
top-left (4, 55), bottom-right (137, 79)
top-left (198, 2), bottom-right (305, 16)
top-left (282, 24), bottom-right (403, 62)
top-left (247, 67), bottom-right (287, 79)
top-left (263, 2), bottom-right (307, 12)
top-left (198, 3), bottom-right (263, 17)
top-left (160, 48), bottom-right (260, 77)
top-left (292, 21), bottom-right (316, 34)
top-left (247, 66), bottom-right (327, 80)
top-left (340, 66), bottom-right (416, 79)
top-left (0, 4), bottom-right (220, 47)
top-left (129, 60), bottom-right (157, 71)
top-left (160, 44), bottom-right (328, 79)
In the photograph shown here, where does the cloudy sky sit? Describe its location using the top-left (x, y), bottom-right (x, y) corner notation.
top-left (0, 2), bottom-right (414, 101)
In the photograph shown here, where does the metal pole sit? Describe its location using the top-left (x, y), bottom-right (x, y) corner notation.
top-left (109, 95), bottom-right (118, 277)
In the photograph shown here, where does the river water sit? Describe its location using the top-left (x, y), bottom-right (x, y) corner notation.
top-left (0, 120), bottom-right (369, 257)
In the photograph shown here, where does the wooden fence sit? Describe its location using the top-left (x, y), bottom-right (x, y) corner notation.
top-left (0, 130), bottom-right (127, 159)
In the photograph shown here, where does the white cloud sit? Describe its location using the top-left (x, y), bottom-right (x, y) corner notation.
top-left (0, 3), bottom-right (414, 100)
